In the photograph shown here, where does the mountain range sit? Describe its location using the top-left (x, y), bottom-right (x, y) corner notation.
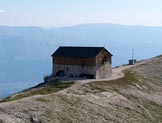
top-left (0, 23), bottom-right (162, 97)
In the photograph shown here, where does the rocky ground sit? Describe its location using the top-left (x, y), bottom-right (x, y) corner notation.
top-left (0, 56), bottom-right (162, 123)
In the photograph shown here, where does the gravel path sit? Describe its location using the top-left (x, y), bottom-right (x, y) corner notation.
top-left (58, 56), bottom-right (162, 94)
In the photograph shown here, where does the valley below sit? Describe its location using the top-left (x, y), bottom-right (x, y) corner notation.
top-left (1, 24), bottom-right (162, 98)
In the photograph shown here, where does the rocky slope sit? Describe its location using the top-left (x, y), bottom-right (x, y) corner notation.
top-left (0, 56), bottom-right (162, 123)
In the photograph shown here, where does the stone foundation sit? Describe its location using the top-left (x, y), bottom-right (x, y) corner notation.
top-left (44, 62), bottom-right (112, 82)
top-left (53, 64), bottom-right (96, 78)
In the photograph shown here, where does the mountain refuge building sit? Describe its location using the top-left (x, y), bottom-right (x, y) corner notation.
top-left (44, 46), bottom-right (112, 82)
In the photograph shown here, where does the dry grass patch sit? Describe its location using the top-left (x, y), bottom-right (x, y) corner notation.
top-left (0, 119), bottom-right (4, 123)
top-left (143, 101), bottom-right (162, 123)
top-left (88, 71), bottom-right (139, 93)
top-left (0, 81), bottom-right (75, 103)
top-left (36, 98), bottom-right (49, 102)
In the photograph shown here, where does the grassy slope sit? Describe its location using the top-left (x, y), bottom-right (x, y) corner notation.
top-left (0, 81), bottom-right (75, 103)
top-left (87, 71), bottom-right (162, 123)
top-left (0, 56), bottom-right (162, 123)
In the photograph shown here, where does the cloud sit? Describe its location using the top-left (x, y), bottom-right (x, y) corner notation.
top-left (0, 9), bottom-right (6, 13)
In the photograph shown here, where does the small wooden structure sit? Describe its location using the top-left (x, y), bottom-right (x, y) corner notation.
top-left (44, 46), bottom-right (112, 82)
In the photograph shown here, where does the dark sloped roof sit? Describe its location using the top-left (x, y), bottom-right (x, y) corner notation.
top-left (52, 46), bottom-right (112, 58)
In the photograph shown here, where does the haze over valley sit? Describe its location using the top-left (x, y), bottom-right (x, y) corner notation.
top-left (0, 23), bottom-right (162, 97)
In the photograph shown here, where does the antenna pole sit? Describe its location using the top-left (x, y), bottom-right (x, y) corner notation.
top-left (132, 48), bottom-right (134, 61)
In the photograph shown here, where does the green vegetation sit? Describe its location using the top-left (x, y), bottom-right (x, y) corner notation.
top-left (88, 71), bottom-right (138, 93)
top-left (143, 101), bottom-right (162, 123)
top-left (155, 55), bottom-right (162, 58)
top-left (36, 98), bottom-right (49, 102)
top-left (0, 119), bottom-right (4, 123)
top-left (88, 70), bottom-right (162, 122)
top-left (0, 81), bottom-right (74, 103)
top-left (59, 117), bottom-right (73, 123)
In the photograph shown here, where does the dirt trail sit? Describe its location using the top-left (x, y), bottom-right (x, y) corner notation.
top-left (58, 57), bottom-right (161, 94)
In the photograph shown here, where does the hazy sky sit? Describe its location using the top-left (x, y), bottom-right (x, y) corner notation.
top-left (0, 0), bottom-right (162, 27)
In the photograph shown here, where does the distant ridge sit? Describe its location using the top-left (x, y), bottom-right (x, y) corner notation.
top-left (0, 23), bottom-right (162, 98)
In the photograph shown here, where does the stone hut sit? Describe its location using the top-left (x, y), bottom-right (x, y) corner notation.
top-left (44, 46), bottom-right (112, 82)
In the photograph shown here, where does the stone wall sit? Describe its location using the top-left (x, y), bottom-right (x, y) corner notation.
top-left (96, 62), bottom-right (112, 79)
top-left (44, 62), bottom-right (112, 82)
top-left (52, 64), bottom-right (96, 78)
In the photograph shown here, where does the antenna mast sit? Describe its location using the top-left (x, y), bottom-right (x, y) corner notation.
top-left (132, 48), bottom-right (134, 61)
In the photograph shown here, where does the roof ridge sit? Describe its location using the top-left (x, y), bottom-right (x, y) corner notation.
top-left (52, 46), bottom-right (112, 57)
top-left (59, 46), bottom-right (104, 48)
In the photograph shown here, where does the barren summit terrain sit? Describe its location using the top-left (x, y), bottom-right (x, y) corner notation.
top-left (0, 56), bottom-right (162, 123)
